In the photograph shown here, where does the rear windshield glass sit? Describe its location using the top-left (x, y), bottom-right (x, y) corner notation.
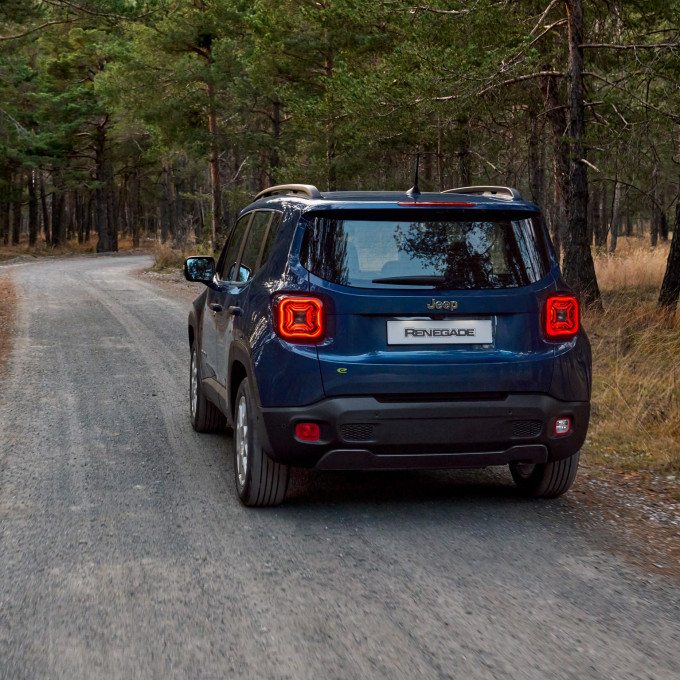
top-left (300, 211), bottom-right (551, 289)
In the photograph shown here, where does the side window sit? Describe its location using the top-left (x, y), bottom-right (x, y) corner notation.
top-left (258, 213), bottom-right (282, 268)
top-left (218, 214), bottom-right (252, 281)
top-left (238, 212), bottom-right (273, 282)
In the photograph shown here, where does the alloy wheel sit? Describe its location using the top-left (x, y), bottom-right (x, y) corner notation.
top-left (235, 395), bottom-right (249, 489)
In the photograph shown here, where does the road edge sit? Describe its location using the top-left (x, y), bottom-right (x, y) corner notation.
top-left (0, 272), bottom-right (17, 379)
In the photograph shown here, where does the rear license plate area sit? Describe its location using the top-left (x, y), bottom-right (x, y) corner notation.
top-left (387, 319), bottom-right (493, 345)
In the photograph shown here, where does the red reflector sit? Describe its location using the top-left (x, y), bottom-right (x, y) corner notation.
top-left (295, 423), bottom-right (320, 441)
top-left (545, 295), bottom-right (579, 340)
top-left (275, 296), bottom-right (325, 342)
top-left (397, 201), bottom-right (476, 207)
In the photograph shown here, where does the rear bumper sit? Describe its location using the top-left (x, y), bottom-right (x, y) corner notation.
top-left (259, 394), bottom-right (589, 469)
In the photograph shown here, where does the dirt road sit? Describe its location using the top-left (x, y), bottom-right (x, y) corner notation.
top-left (1, 255), bottom-right (679, 679)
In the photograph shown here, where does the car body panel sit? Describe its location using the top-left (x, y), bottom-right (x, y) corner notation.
top-left (186, 188), bottom-right (591, 470)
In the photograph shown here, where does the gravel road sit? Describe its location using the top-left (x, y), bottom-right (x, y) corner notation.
top-left (1, 255), bottom-right (679, 680)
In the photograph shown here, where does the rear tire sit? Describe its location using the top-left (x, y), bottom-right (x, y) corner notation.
top-left (510, 450), bottom-right (580, 498)
top-left (190, 344), bottom-right (226, 433)
top-left (233, 378), bottom-right (289, 507)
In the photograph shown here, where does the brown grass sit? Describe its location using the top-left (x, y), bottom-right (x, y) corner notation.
top-left (0, 235), bottom-right (154, 262)
top-left (151, 242), bottom-right (213, 272)
top-left (585, 235), bottom-right (680, 472)
top-left (593, 236), bottom-right (670, 291)
top-left (0, 274), bottom-right (17, 375)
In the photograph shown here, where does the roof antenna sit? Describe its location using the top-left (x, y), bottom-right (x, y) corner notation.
top-left (406, 151), bottom-right (420, 198)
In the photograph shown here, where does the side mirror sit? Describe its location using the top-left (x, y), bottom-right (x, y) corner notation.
top-left (184, 256), bottom-right (216, 285)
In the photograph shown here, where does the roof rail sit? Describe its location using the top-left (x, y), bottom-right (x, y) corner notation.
top-left (254, 184), bottom-right (322, 201)
top-left (443, 185), bottom-right (522, 200)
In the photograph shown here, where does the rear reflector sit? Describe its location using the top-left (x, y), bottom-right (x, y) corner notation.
top-left (397, 201), bottom-right (476, 207)
top-left (274, 296), bottom-right (325, 342)
top-left (544, 295), bottom-right (579, 340)
top-left (554, 418), bottom-right (572, 435)
top-left (295, 423), bottom-right (320, 441)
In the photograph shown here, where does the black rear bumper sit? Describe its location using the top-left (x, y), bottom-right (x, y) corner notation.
top-left (259, 394), bottom-right (589, 469)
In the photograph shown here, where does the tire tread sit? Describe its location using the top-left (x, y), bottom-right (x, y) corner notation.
top-left (235, 379), bottom-right (289, 507)
top-left (511, 450), bottom-right (580, 498)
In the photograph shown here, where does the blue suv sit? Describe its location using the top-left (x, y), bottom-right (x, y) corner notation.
top-left (184, 184), bottom-right (591, 506)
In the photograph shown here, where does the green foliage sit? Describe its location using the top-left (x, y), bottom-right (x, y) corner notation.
top-left (1, 0), bottom-right (679, 246)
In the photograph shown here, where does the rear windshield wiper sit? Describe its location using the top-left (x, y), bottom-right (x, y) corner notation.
top-left (371, 276), bottom-right (445, 286)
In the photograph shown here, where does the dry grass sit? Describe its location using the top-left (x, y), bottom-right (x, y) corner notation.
top-left (593, 236), bottom-right (670, 292)
top-left (585, 235), bottom-right (680, 472)
top-left (0, 235), bottom-right (154, 262)
top-left (151, 242), bottom-right (213, 272)
top-left (0, 274), bottom-right (17, 374)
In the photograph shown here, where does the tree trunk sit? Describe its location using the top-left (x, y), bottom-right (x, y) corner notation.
top-left (131, 171), bottom-right (141, 248)
top-left (95, 133), bottom-right (117, 253)
top-left (11, 173), bottom-right (23, 245)
top-left (528, 111), bottom-right (545, 207)
top-left (0, 167), bottom-right (10, 246)
top-left (457, 116), bottom-right (472, 187)
top-left (160, 166), bottom-right (172, 244)
top-left (40, 174), bottom-right (50, 244)
top-left (270, 95), bottom-right (281, 185)
top-left (658, 202), bottom-right (680, 313)
top-left (660, 212), bottom-right (669, 241)
top-left (27, 170), bottom-right (38, 247)
top-left (85, 194), bottom-right (92, 242)
top-left (659, 133), bottom-right (680, 313)
top-left (609, 180), bottom-right (621, 254)
top-left (651, 165), bottom-right (660, 247)
top-left (562, 0), bottom-right (601, 306)
top-left (207, 80), bottom-right (222, 248)
top-left (107, 170), bottom-right (118, 252)
top-left (541, 72), bottom-right (569, 265)
top-left (51, 190), bottom-right (66, 247)
top-left (595, 182), bottom-right (608, 247)
top-left (66, 192), bottom-right (74, 241)
top-left (589, 185), bottom-right (600, 247)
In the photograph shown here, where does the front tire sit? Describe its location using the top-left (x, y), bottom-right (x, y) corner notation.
top-left (190, 344), bottom-right (226, 433)
top-left (510, 450), bottom-right (580, 498)
top-left (233, 378), bottom-right (289, 507)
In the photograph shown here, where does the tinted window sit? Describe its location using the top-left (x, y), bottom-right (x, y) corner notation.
top-left (259, 213), bottom-right (282, 267)
top-left (218, 214), bottom-right (252, 281)
top-left (239, 212), bottom-right (272, 281)
top-left (300, 211), bottom-right (550, 290)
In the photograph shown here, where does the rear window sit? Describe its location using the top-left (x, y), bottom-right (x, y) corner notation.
top-left (300, 211), bottom-right (551, 289)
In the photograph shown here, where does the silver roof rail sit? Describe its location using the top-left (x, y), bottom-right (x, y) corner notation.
top-left (254, 184), bottom-right (322, 201)
top-left (443, 185), bottom-right (522, 200)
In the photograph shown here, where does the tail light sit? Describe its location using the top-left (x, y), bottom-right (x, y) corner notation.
top-left (274, 296), bottom-right (325, 343)
top-left (544, 294), bottom-right (579, 340)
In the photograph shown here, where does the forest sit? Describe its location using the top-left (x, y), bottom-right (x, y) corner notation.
top-left (1, 0), bottom-right (679, 311)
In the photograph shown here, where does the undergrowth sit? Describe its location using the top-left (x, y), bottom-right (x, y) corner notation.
top-left (151, 241), bottom-right (213, 272)
top-left (0, 235), bottom-right (153, 262)
top-left (585, 237), bottom-right (679, 473)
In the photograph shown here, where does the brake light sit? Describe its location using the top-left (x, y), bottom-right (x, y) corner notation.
top-left (274, 296), bottom-right (325, 342)
top-left (545, 295), bottom-right (579, 340)
top-left (397, 201), bottom-right (476, 207)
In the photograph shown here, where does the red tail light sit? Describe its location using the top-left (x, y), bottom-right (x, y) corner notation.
top-left (397, 201), bottom-right (476, 207)
top-left (545, 295), bottom-right (579, 340)
top-left (274, 296), bottom-right (325, 343)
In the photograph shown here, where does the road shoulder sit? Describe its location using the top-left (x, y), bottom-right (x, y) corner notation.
top-left (0, 273), bottom-right (17, 377)
top-left (143, 268), bottom-right (680, 582)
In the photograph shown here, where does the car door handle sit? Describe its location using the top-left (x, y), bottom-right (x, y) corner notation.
top-left (228, 306), bottom-right (243, 317)
top-left (209, 303), bottom-right (223, 313)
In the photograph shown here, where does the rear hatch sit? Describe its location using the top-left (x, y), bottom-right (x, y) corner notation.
top-left (302, 208), bottom-right (557, 398)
